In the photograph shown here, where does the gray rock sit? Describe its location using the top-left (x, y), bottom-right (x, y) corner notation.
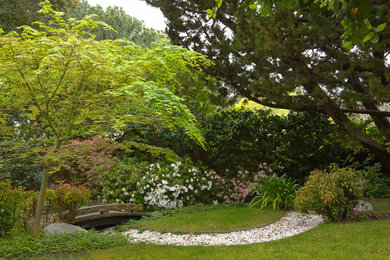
top-left (101, 226), bottom-right (115, 234)
top-left (43, 223), bottom-right (87, 236)
top-left (353, 200), bottom-right (374, 212)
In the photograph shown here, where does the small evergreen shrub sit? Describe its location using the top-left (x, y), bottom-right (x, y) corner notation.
top-left (361, 163), bottom-right (390, 198)
top-left (294, 167), bottom-right (367, 222)
top-left (249, 173), bottom-right (299, 210)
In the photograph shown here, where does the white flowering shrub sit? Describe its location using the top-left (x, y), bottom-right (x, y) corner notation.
top-left (99, 159), bottom-right (147, 204)
top-left (138, 159), bottom-right (220, 208)
top-left (98, 158), bottom-right (220, 208)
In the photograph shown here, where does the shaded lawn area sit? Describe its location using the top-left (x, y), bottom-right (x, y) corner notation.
top-left (131, 207), bottom-right (284, 232)
top-left (368, 198), bottom-right (390, 212)
top-left (89, 219), bottom-right (390, 260)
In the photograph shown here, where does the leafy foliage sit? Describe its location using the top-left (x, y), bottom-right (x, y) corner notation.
top-left (361, 163), bottom-right (390, 198)
top-left (0, 0), bottom-right (209, 156)
top-left (203, 110), bottom-right (350, 180)
top-left (0, 138), bottom-right (43, 190)
top-left (295, 167), bottom-right (367, 222)
top-left (45, 183), bottom-right (90, 222)
top-left (98, 158), bottom-right (147, 203)
top-left (209, 0), bottom-right (387, 48)
top-left (0, 181), bottom-right (25, 236)
top-left (249, 174), bottom-right (299, 210)
top-left (118, 109), bottom-right (351, 182)
top-left (0, 181), bottom-right (35, 236)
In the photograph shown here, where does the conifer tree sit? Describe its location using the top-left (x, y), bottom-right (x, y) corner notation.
top-left (144, 0), bottom-right (390, 173)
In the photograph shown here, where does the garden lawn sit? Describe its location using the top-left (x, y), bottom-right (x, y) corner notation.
top-left (368, 198), bottom-right (390, 212)
top-left (129, 206), bottom-right (284, 232)
top-left (88, 219), bottom-right (390, 260)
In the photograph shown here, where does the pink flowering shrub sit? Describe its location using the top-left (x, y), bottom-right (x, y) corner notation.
top-left (215, 163), bottom-right (274, 203)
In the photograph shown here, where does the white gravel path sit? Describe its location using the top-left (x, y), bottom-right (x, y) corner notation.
top-left (122, 211), bottom-right (325, 246)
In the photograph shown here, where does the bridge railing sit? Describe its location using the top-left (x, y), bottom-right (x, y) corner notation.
top-left (72, 203), bottom-right (149, 225)
top-left (75, 203), bottom-right (143, 217)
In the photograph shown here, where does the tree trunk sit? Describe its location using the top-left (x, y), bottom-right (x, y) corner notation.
top-left (350, 78), bottom-right (390, 142)
top-left (324, 102), bottom-right (390, 173)
top-left (32, 161), bottom-right (50, 239)
top-left (362, 101), bottom-right (390, 143)
top-left (303, 83), bottom-right (390, 175)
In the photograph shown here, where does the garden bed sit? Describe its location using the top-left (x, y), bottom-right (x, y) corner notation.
top-left (346, 198), bottom-right (390, 222)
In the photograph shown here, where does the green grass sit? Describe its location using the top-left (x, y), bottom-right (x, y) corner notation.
top-left (368, 198), bottom-right (390, 211)
top-left (89, 219), bottom-right (390, 260)
top-left (127, 204), bottom-right (284, 232)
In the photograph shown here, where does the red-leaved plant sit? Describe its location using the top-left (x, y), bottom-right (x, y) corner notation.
top-left (49, 136), bottom-right (115, 187)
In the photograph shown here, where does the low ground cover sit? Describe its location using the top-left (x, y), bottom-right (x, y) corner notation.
top-left (119, 204), bottom-right (284, 232)
top-left (0, 230), bottom-right (128, 259)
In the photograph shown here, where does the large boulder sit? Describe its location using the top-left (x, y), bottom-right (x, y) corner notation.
top-left (353, 200), bottom-right (374, 212)
top-left (43, 223), bottom-right (87, 236)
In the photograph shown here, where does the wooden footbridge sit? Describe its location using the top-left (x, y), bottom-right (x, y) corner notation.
top-left (71, 203), bottom-right (151, 228)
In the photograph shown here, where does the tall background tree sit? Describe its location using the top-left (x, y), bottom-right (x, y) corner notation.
top-left (143, 0), bottom-right (390, 175)
top-left (0, 0), bottom-right (79, 32)
top-left (69, 0), bottom-right (165, 47)
top-left (0, 0), bottom-right (164, 47)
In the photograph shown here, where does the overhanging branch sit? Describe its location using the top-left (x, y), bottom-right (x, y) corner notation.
top-left (340, 109), bottom-right (390, 117)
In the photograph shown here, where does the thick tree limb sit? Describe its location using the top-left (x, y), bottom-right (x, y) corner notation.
top-left (340, 109), bottom-right (390, 117)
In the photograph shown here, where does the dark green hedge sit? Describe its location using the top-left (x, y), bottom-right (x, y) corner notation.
top-left (119, 109), bottom-right (352, 182)
top-left (200, 109), bottom-right (350, 181)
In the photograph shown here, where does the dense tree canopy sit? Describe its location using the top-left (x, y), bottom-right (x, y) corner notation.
top-left (144, 0), bottom-right (390, 174)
